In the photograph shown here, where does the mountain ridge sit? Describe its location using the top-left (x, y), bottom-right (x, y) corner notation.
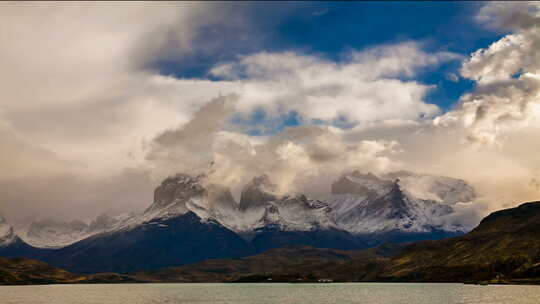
top-left (1, 201), bottom-right (540, 284)
top-left (0, 170), bottom-right (477, 273)
top-left (128, 201), bottom-right (540, 284)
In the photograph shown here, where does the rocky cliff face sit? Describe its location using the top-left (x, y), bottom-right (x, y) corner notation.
top-left (239, 175), bottom-right (277, 211)
top-left (0, 216), bottom-right (16, 247)
top-left (146, 173), bottom-right (205, 216)
top-left (325, 171), bottom-right (475, 244)
top-left (143, 173), bottom-right (348, 238)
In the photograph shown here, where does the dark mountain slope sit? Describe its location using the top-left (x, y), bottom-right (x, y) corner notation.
top-left (251, 226), bottom-right (365, 252)
top-left (46, 212), bottom-right (253, 274)
top-left (0, 237), bottom-right (48, 258)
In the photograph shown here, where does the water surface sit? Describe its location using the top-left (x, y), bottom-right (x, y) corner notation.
top-left (2, 283), bottom-right (540, 304)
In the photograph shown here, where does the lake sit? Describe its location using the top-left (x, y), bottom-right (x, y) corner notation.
top-left (1, 283), bottom-right (540, 304)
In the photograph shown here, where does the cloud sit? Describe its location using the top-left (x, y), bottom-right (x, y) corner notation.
top-left (436, 2), bottom-right (540, 145)
top-left (145, 94), bottom-right (238, 179)
top-left (476, 2), bottom-right (540, 32)
top-left (143, 41), bottom-right (461, 201)
top-left (210, 42), bottom-right (460, 125)
top-left (0, 122), bottom-right (155, 221)
top-left (0, 2), bottom-right (250, 174)
top-left (347, 5), bottom-right (540, 208)
top-left (145, 94), bottom-right (401, 198)
top-left (0, 122), bottom-right (75, 180)
top-left (345, 119), bottom-right (540, 214)
top-left (1, 1), bottom-right (540, 228)
top-left (0, 169), bottom-right (155, 222)
top-left (0, 2), bottom-right (242, 220)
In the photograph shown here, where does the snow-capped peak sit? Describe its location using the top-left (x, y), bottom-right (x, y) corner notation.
top-left (138, 174), bottom-right (339, 236)
top-left (239, 174), bottom-right (278, 211)
top-left (383, 170), bottom-right (476, 204)
top-left (325, 170), bottom-right (476, 234)
top-left (147, 173), bottom-right (206, 213)
top-left (16, 213), bottom-right (132, 249)
top-left (0, 216), bottom-right (16, 247)
top-left (332, 170), bottom-right (394, 197)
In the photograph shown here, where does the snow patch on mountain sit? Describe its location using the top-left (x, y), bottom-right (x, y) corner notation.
top-left (384, 171), bottom-right (476, 204)
top-left (19, 219), bottom-right (88, 248)
top-left (0, 216), bottom-right (16, 247)
top-left (325, 171), bottom-right (476, 234)
top-left (136, 173), bottom-right (339, 237)
top-left (17, 213), bottom-right (134, 248)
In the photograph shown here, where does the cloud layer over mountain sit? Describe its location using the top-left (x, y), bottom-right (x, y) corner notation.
top-left (0, 2), bottom-right (539, 223)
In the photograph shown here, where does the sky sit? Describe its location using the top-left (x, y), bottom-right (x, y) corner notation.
top-left (1, 1), bottom-right (539, 224)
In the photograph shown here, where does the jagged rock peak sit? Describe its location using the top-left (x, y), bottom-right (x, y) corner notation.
top-left (383, 170), bottom-right (477, 204)
top-left (151, 173), bottom-right (207, 210)
top-left (331, 171), bottom-right (393, 197)
top-left (87, 214), bottom-right (121, 231)
top-left (161, 173), bottom-right (205, 186)
top-left (371, 180), bottom-right (411, 220)
top-left (325, 170), bottom-right (474, 235)
top-left (239, 175), bottom-right (278, 211)
top-left (0, 216), bottom-right (15, 246)
top-left (245, 175), bottom-right (276, 192)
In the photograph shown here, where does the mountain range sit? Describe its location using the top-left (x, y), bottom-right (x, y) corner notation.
top-left (107, 200), bottom-right (540, 284)
top-left (0, 170), bottom-right (476, 273)
top-left (2, 200), bottom-right (540, 285)
top-left (184, 200), bottom-right (540, 284)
